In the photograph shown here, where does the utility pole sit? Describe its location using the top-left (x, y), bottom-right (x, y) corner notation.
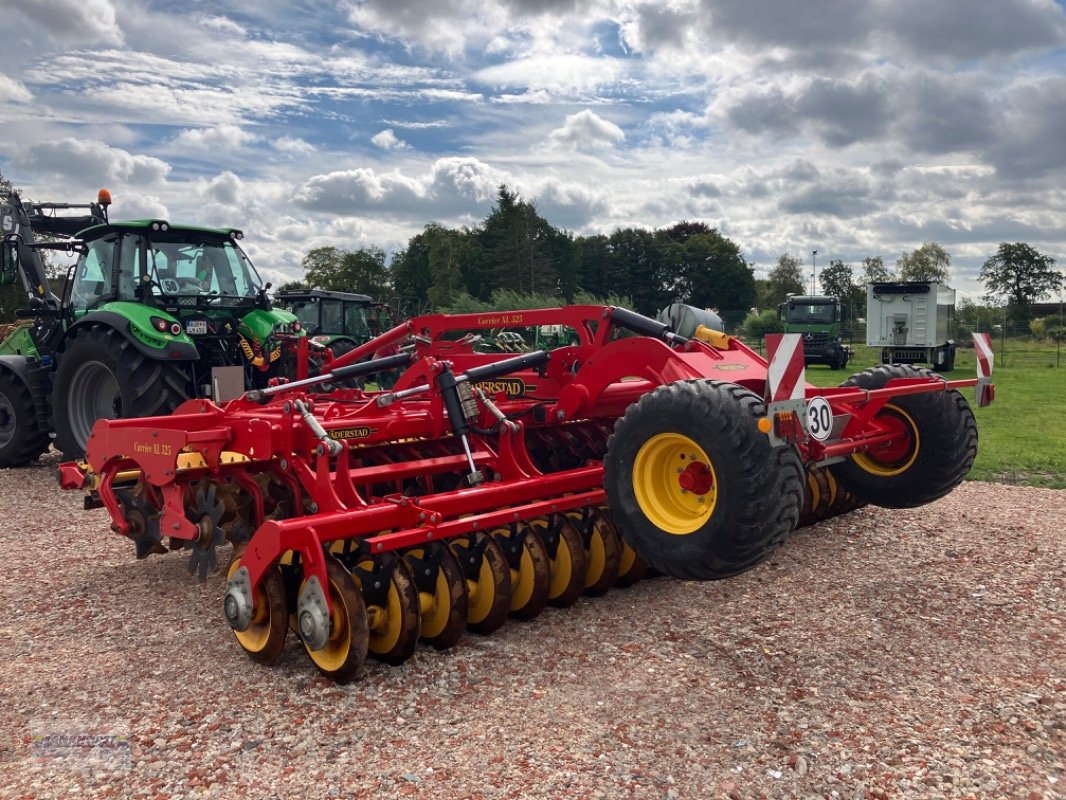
top-left (811, 250), bottom-right (818, 294)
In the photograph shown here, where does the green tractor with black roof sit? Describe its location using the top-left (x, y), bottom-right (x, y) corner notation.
top-left (0, 185), bottom-right (303, 464)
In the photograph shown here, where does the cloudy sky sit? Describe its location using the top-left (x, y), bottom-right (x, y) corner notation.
top-left (2, 0), bottom-right (1065, 299)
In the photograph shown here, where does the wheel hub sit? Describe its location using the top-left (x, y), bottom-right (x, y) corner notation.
top-left (678, 462), bottom-right (713, 495)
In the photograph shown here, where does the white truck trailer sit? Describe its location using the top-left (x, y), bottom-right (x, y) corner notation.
top-left (866, 281), bottom-right (956, 372)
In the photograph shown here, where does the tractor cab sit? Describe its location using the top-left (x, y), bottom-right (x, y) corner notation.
top-left (68, 221), bottom-right (267, 315)
top-left (275, 289), bottom-right (375, 348)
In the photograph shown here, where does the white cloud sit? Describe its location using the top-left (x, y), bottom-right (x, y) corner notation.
top-left (371, 129), bottom-right (409, 150)
top-left (7, 0), bottom-right (124, 46)
top-left (173, 125), bottom-right (257, 152)
top-left (195, 15), bottom-right (247, 36)
top-left (201, 172), bottom-right (243, 205)
top-left (293, 157), bottom-right (501, 218)
top-left (20, 139), bottom-right (171, 187)
top-left (0, 75), bottom-right (31, 103)
top-left (273, 136), bottom-right (317, 156)
top-left (474, 54), bottom-right (624, 95)
top-left (547, 109), bottom-right (624, 150)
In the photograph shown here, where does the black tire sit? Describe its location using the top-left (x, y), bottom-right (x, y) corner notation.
top-left (0, 372), bottom-right (50, 467)
top-left (940, 344), bottom-right (956, 373)
top-left (52, 326), bottom-right (190, 458)
top-left (828, 364), bottom-right (977, 508)
top-left (603, 380), bottom-right (804, 581)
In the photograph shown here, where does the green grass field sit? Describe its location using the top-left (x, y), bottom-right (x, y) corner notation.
top-left (800, 341), bottom-right (1066, 489)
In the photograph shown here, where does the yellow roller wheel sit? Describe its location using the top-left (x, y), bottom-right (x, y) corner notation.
top-left (529, 516), bottom-right (586, 609)
top-left (493, 524), bottom-right (550, 621)
top-left (581, 509), bottom-right (621, 597)
top-left (594, 508), bottom-right (646, 588)
top-left (353, 556), bottom-right (421, 665)
top-left (405, 545), bottom-right (468, 651)
top-left (799, 468), bottom-right (832, 527)
top-left (632, 432), bottom-right (717, 535)
top-left (226, 547), bottom-right (288, 666)
top-left (450, 532), bottom-right (512, 635)
top-left (301, 558), bottom-right (369, 684)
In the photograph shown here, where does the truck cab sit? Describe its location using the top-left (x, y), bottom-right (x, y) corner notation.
top-left (777, 295), bottom-right (851, 370)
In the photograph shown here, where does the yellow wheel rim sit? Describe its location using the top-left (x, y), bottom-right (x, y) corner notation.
top-left (411, 548), bottom-right (451, 640)
top-left (851, 404), bottom-right (920, 478)
top-left (305, 574), bottom-right (353, 673)
top-left (466, 561), bottom-right (494, 624)
top-left (547, 529), bottom-right (574, 599)
top-left (228, 558), bottom-right (273, 655)
top-left (584, 522), bottom-right (606, 588)
top-left (510, 543), bottom-right (536, 611)
top-left (632, 433), bottom-right (717, 535)
top-left (358, 559), bottom-right (406, 655)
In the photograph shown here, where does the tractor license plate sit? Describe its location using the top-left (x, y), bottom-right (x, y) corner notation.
top-left (186, 320), bottom-right (208, 335)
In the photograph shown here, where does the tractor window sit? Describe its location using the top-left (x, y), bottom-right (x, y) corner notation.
top-left (149, 239), bottom-right (261, 298)
top-left (70, 237), bottom-right (116, 309)
top-left (115, 235), bottom-right (140, 300)
top-left (320, 300), bottom-right (343, 334)
top-left (343, 303), bottom-right (369, 339)
top-left (288, 300), bottom-right (321, 332)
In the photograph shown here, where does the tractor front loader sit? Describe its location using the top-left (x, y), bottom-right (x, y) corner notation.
top-left (59, 305), bottom-right (993, 684)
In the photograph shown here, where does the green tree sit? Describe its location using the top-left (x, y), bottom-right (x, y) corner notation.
top-left (861, 256), bottom-right (892, 285)
top-left (674, 232), bottom-right (755, 325)
top-left (741, 309), bottom-right (784, 339)
top-left (819, 259), bottom-right (864, 322)
top-left (979, 242), bottom-right (1061, 325)
top-left (661, 220), bottom-right (717, 245)
top-left (606, 228), bottom-right (673, 315)
top-left (276, 279), bottom-right (308, 292)
top-left (480, 186), bottom-right (562, 297)
top-left (897, 242), bottom-right (951, 283)
top-left (302, 246), bottom-right (391, 297)
top-left (764, 254), bottom-right (806, 307)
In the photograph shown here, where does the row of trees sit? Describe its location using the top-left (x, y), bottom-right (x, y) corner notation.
top-left (286, 188), bottom-right (759, 324)
top-left (283, 185), bottom-right (1064, 328)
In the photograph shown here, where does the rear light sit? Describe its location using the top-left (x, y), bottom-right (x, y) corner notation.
top-left (150, 316), bottom-right (182, 336)
top-left (772, 410), bottom-right (803, 441)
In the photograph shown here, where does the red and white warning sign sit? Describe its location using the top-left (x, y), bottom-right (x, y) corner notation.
top-left (765, 333), bottom-right (806, 403)
top-left (972, 332), bottom-right (995, 407)
top-left (973, 333), bottom-right (994, 378)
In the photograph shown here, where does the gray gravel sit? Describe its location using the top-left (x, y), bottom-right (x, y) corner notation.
top-left (0, 453), bottom-right (1062, 800)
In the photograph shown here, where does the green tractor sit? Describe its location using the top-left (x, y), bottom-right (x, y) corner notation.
top-left (0, 186), bottom-right (303, 464)
top-left (274, 288), bottom-right (380, 361)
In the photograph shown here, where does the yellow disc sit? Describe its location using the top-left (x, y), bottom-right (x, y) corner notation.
top-left (632, 433), bottom-right (717, 534)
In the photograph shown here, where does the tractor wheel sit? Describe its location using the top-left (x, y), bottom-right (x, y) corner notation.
top-left (604, 380), bottom-right (804, 581)
top-left (0, 372), bottom-right (50, 467)
top-left (52, 326), bottom-right (189, 458)
top-left (828, 365), bottom-right (977, 508)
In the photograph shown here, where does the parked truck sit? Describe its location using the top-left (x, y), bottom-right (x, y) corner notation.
top-left (866, 281), bottom-right (956, 372)
top-left (0, 185), bottom-right (303, 464)
top-left (777, 294), bottom-right (851, 370)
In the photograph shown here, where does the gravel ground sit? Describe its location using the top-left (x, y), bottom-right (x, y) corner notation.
top-left (0, 453), bottom-right (1062, 800)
